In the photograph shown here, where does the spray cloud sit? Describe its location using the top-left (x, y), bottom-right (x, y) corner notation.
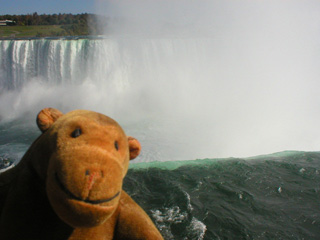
top-left (1, 0), bottom-right (320, 161)
top-left (92, 0), bottom-right (320, 159)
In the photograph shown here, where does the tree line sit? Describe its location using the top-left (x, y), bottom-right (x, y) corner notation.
top-left (0, 13), bottom-right (106, 35)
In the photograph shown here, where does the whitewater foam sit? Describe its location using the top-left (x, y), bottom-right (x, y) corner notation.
top-left (151, 206), bottom-right (207, 240)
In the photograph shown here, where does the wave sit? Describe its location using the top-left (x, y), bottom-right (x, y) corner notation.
top-left (129, 150), bottom-right (311, 170)
top-left (125, 151), bottom-right (320, 239)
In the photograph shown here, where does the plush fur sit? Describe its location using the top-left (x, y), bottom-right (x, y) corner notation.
top-left (0, 108), bottom-right (163, 240)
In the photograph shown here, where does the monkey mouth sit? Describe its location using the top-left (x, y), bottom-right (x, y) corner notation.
top-left (55, 172), bottom-right (120, 205)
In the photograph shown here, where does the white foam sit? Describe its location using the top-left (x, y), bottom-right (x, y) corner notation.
top-left (187, 217), bottom-right (207, 240)
top-left (151, 206), bottom-right (207, 239)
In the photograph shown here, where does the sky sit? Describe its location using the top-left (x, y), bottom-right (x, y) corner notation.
top-left (0, 0), bottom-right (95, 15)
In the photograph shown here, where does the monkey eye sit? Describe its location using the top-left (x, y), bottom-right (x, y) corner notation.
top-left (71, 128), bottom-right (82, 138)
top-left (114, 141), bottom-right (119, 151)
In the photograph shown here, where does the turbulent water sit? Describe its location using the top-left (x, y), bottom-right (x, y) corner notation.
top-left (125, 151), bottom-right (320, 239)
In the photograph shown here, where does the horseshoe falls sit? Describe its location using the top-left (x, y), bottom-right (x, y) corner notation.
top-left (1, 36), bottom-right (320, 161)
top-left (1, 0), bottom-right (320, 238)
top-left (0, 38), bottom-right (228, 162)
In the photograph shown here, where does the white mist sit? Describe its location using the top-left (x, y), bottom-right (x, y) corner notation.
top-left (92, 0), bottom-right (320, 160)
top-left (1, 0), bottom-right (320, 161)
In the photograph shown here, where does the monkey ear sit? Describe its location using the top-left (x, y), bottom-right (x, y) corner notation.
top-left (36, 108), bottom-right (63, 133)
top-left (128, 137), bottom-right (141, 160)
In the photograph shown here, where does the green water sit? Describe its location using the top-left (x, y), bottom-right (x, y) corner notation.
top-left (125, 152), bottom-right (320, 239)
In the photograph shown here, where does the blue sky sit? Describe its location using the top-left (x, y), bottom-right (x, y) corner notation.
top-left (0, 0), bottom-right (96, 15)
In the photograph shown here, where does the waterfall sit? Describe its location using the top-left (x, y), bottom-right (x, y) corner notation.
top-left (0, 38), bottom-right (220, 161)
top-left (0, 39), bottom-right (114, 90)
top-left (1, 27), bottom-right (320, 160)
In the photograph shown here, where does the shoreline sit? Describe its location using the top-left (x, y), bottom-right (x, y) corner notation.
top-left (0, 35), bottom-right (106, 41)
